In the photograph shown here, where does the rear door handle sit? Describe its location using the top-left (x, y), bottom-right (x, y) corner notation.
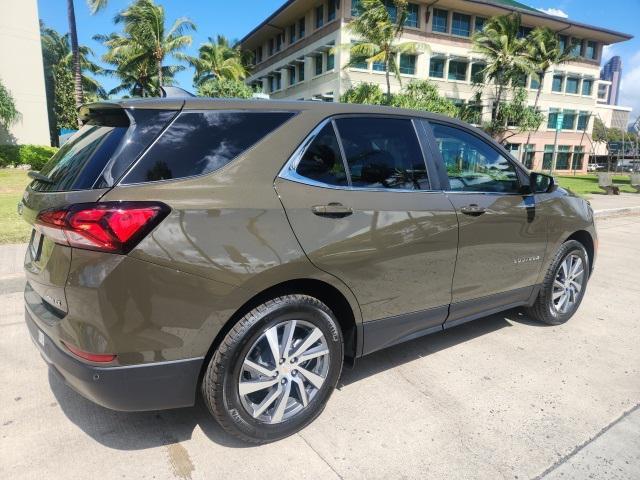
top-left (311, 203), bottom-right (353, 218)
top-left (460, 204), bottom-right (487, 216)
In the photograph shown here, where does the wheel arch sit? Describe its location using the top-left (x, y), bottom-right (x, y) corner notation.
top-left (566, 230), bottom-right (595, 275)
top-left (198, 278), bottom-right (362, 387)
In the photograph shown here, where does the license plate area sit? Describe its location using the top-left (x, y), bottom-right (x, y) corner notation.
top-left (38, 329), bottom-right (45, 347)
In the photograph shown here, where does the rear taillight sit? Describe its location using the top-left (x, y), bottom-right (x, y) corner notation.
top-left (35, 202), bottom-right (169, 254)
top-left (63, 342), bottom-right (117, 363)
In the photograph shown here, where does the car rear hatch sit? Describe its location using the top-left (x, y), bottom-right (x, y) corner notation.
top-left (20, 102), bottom-right (179, 318)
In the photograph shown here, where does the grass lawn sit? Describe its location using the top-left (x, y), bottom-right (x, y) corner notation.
top-left (555, 174), bottom-right (638, 198)
top-left (0, 169), bottom-right (32, 244)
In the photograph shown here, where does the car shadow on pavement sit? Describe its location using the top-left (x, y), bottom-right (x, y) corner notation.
top-left (49, 308), bottom-right (537, 449)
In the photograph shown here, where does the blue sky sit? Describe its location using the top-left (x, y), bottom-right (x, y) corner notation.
top-left (37, 0), bottom-right (640, 121)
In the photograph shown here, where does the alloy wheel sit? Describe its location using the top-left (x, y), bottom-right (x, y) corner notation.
top-left (238, 320), bottom-right (330, 424)
top-left (552, 253), bottom-right (585, 314)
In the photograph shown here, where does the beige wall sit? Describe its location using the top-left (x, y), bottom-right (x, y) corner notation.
top-left (0, 0), bottom-right (50, 145)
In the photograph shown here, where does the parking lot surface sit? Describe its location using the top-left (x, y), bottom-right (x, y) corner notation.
top-left (1, 216), bottom-right (639, 479)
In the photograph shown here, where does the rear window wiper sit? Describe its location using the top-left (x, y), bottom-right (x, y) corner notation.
top-left (28, 171), bottom-right (54, 184)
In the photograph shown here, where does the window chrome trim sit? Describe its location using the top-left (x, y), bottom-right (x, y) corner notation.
top-left (277, 114), bottom-right (437, 193)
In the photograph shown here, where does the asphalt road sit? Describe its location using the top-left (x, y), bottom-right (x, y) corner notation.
top-left (1, 216), bottom-right (639, 480)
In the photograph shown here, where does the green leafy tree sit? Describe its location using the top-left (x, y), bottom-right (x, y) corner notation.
top-left (0, 78), bottom-right (20, 130)
top-left (472, 13), bottom-right (532, 122)
top-left (485, 87), bottom-right (544, 142)
top-left (342, 0), bottom-right (425, 98)
top-left (110, 0), bottom-right (195, 87)
top-left (185, 35), bottom-right (250, 87)
top-left (340, 82), bottom-right (386, 104)
top-left (66, 0), bottom-right (83, 115)
top-left (390, 80), bottom-right (458, 117)
top-left (197, 78), bottom-right (254, 98)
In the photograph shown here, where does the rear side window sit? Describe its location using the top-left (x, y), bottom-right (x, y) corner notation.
top-left (123, 111), bottom-right (295, 184)
top-left (335, 117), bottom-right (428, 190)
top-left (295, 123), bottom-right (348, 186)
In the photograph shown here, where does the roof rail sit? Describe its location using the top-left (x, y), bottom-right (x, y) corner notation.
top-left (159, 86), bottom-right (195, 98)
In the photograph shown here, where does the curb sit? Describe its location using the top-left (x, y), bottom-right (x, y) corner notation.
top-left (594, 206), bottom-right (640, 219)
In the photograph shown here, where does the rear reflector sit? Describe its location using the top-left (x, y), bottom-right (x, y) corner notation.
top-left (63, 342), bottom-right (117, 363)
top-left (35, 201), bottom-right (169, 254)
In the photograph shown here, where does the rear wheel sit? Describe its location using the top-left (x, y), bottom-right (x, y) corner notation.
top-left (526, 240), bottom-right (589, 325)
top-left (202, 295), bottom-right (343, 444)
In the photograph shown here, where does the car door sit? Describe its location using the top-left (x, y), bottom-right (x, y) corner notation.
top-left (423, 120), bottom-right (548, 325)
top-left (275, 115), bottom-right (459, 353)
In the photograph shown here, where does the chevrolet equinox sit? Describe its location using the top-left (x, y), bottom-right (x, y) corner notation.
top-left (20, 98), bottom-right (596, 443)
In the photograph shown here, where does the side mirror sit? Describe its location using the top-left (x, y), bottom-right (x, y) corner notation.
top-left (530, 172), bottom-right (556, 194)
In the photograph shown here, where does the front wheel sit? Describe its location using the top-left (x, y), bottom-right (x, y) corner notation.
top-left (202, 295), bottom-right (344, 444)
top-left (526, 240), bottom-right (589, 325)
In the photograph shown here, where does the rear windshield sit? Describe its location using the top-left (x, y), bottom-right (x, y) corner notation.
top-left (122, 111), bottom-right (295, 184)
top-left (31, 108), bottom-right (176, 192)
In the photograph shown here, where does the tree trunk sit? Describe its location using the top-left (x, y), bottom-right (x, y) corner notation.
top-left (524, 71), bottom-right (546, 149)
top-left (157, 58), bottom-right (163, 91)
top-left (66, 0), bottom-right (83, 127)
top-left (385, 55), bottom-right (391, 101)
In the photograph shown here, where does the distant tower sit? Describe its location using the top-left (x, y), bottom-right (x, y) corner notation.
top-left (600, 56), bottom-right (623, 105)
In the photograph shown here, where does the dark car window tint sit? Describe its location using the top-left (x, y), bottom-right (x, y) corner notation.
top-left (295, 123), bottom-right (348, 186)
top-left (123, 111), bottom-right (294, 183)
top-left (430, 123), bottom-right (520, 193)
top-left (335, 117), bottom-right (428, 190)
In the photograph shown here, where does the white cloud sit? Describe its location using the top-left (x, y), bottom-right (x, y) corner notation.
top-left (601, 45), bottom-right (616, 63)
top-left (537, 7), bottom-right (569, 18)
top-left (619, 52), bottom-right (640, 125)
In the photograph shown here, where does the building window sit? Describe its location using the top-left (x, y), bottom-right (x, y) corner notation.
top-left (270, 73), bottom-right (281, 92)
top-left (543, 145), bottom-right (554, 169)
top-left (585, 41), bottom-right (597, 60)
top-left (562, 110), bottom-right (576, 130)
top-left (474, 16), bottom-right (486, 32)
top-left (523, 144), bottom-right (535, 169)
top-left (565, 77), bottom-right (580, 94)
top-left (327, 52), bottom-right (335, 70)
top-left (316, 5), bottom-right (324, 29)
top-left (350, 41), bottom-right (368, 69)
top-left (405, 3), bottom-right (419, 28)
top-left (298, 61), bottom-right (305, 81)
top-left (385, 0), bottom-right (398, 22)
top-left (471, 63), bottom-right (485, 83)
top-left (372, 60), bottom-right (386, 71)
top-left (582, 78), bottom-right (593, 96)
top-left (256, 46), bottom-right (263, 63)
top-left (315, 54), bottom-right (323, 75)
top-left (432, 9), bottom-right (448, 33)
top-left (517, 26), bottom-right (532, 39)
top-left (530, 74), bottom-right (541, 90)
top-left (556, 145), bottom-right (571, 169)
top-left (577, 111), bottom-right (590, 131)
top-left (513, 72), bottom-right (527, 88)
top-left (448, 59), bottom-right (468, 81)
top-left (572, 146), bottom-right (584, 170)
top-left (558, 35), bottom-right (567, 52)
top-left (399, 54), bottom-right (416, 75)
top-left (275, 33), bottom-right (283, 52)
top-left (351, 0), bottom-right (361, 16)
top-left (268, 38), bottom-right (274, 56)
top-left (552, 74), bottom-right (564, 92)
top-left (328, 0), bottom-right (337, 21)
top-left (289, 24), bottom-right (296, 44)
top-left (547, 108), bottom-right (559, 129)
top-left (299, 17), bottom-right (306, 38)
top-left (429, 56), bottom-right (445, 78)
top-left (289, 67), bottom-right (296, 85)
top-left (597, 84), bottom-right (608, 101)
top-left (570, 39), bottom-right (582, 57)
top-left (451, 13), bottom-right (471, 37)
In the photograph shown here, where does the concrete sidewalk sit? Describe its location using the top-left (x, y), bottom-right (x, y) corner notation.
top-left (587, 193), bottom-right (640, 217)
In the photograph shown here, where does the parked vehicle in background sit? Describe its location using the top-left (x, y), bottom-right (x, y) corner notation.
top-left (20, 98), bottom-right (597, 443)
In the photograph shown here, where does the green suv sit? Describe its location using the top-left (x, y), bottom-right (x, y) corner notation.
top-left (20, 98), bottom-right (596, 443)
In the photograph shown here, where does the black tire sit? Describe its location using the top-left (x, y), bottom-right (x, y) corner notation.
top-left (202, 294), bottom-right (344, 444)
top-left (526, 240), bottom-right (590, 325)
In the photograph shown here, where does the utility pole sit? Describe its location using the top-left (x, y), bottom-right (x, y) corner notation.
top-left (550, 112), bottom-right (564, 174)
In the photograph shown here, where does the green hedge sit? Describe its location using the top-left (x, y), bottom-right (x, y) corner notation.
top-left (0, 144), bottom-right (58, 170)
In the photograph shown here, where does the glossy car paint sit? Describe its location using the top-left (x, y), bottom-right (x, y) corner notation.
top-left (21, 98), bottom-right (597, 411)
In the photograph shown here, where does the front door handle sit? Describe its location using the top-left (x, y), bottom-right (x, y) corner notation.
top-left (311, 202), bottom-right (353, 218)
top-left (460, 204), bottom-right (487, 216)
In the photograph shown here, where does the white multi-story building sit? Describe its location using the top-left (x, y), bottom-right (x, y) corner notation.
top-left (240, 0), bottom-right (632, 172)
top-left (0, 0), bottom-right (49, 145)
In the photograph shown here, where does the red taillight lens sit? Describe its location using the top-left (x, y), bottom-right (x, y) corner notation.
top-left (63, 342), bottom-right (117, 363)
top-left (35, 202), bottom-right (169, 254)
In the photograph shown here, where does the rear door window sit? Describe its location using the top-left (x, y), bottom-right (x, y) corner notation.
top-left (122, 111), bottom-right (295, 184)
top-left (335, 117), bottom-right (429, 190)
top-left (295, 123), bottom-right (348, 186)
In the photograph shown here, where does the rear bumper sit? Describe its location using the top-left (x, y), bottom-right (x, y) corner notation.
top-left (25, 308), bottom-right (203, 411)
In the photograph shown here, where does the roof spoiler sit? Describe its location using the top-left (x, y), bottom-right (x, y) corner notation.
top-left (159, 86), bottom-right (195, 98)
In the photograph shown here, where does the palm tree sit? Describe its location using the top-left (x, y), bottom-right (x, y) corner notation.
top-left (113, 0), bottom-right (195, 86)
top-left (87, 0), bottom-right (109, 14)
top-left (66, 0), bottom-right (83, 122)
top-left (94, 32), bottom-right (183, 97)
top-left (472, 13), bottom-right (532, 122)
top-left (184, 35), bottom-right (249, 86)
top-left (342, 0), bottom-right (424, 98)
